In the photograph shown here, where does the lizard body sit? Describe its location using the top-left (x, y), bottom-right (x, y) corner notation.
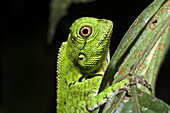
top-left (57, 17), bottom-right (113, 112)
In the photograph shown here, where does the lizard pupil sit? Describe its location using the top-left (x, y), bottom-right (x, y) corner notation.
top-left (82, 29), bottom-right (89, 34)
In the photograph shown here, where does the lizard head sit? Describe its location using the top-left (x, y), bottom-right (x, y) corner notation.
top-left (67, 17), bottom-right (113, 75)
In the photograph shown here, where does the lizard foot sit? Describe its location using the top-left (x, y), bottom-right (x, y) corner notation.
top-left (128, 75), bottom-right (152, 94)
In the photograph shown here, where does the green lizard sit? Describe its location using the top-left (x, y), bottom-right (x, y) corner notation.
top-left (56, 0), bottom-right (170, 112)
top-left (56, 17), bottom-right (152, 112)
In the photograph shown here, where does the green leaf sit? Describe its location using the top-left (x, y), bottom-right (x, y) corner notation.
top-left (98, 0), bottom-right (166, 93)
top-left (116, 89), bottom-right (170, 113)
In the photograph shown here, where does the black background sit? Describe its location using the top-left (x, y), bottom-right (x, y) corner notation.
top-left (1, 0), bottom-right (170, 113)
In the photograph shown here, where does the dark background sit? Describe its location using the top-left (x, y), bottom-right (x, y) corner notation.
top-left (1, 0), bottom-right (170, 113)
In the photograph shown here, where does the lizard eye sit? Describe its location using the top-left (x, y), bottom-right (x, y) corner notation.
top-left (79, 26), bottom-right (92, 37)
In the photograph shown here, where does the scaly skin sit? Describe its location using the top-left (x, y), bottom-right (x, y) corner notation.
top-left (57, 17), bottom-right (113, 112)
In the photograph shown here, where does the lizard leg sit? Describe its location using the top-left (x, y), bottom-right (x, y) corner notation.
top-left (86, 78), bottom-right (129, 112)
top-left (86, 75), bottom-right (152, 112)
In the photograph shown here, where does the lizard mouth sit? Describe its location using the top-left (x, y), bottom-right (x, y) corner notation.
top-left (105, 20), bottom-right (113, 39)
top-left (97, 20), bottom-right (113, 48)
top-left (106, 23), bottom-right (113, 39)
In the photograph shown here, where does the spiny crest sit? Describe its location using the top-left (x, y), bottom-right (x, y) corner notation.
top-left (57, 42), bottom-right (67, 75)
top-left (56, 42), bottom-right (67, 110)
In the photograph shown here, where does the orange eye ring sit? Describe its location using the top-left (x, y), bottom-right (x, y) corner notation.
top-left (79, 26), bottom-right (92, 37)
